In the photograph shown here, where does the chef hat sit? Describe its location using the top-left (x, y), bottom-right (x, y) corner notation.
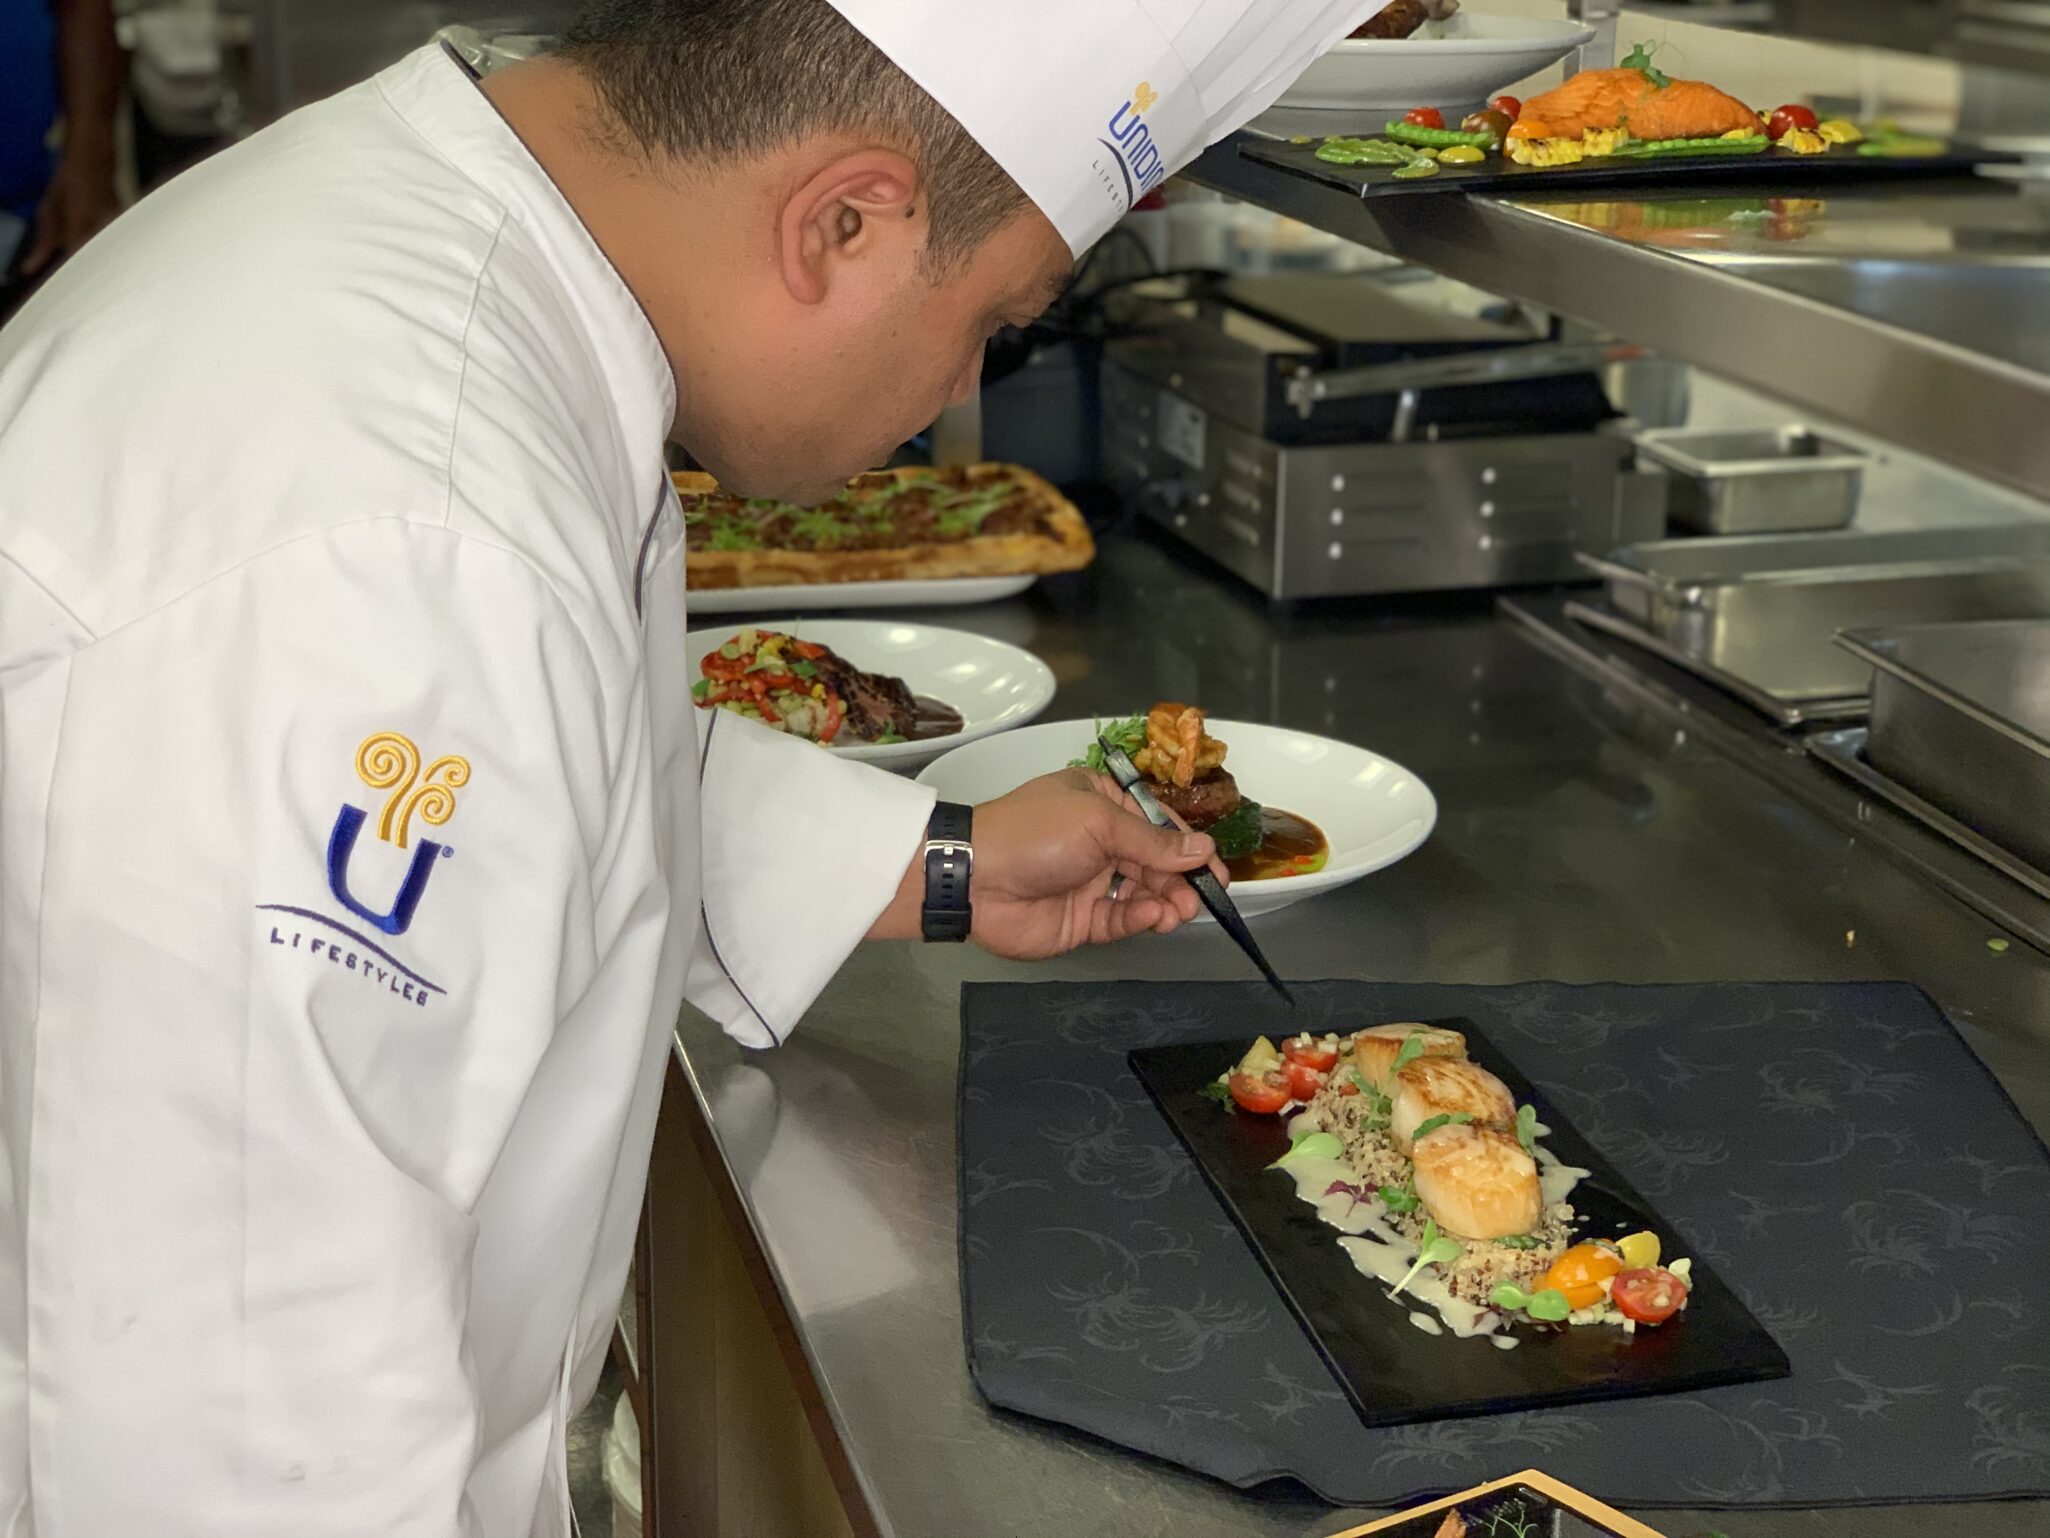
top-left (826, 0), bottom-right (1377, 255)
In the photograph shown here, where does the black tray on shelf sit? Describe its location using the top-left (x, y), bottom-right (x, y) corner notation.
top-left (1241, 134), bottom-right (2019, 198)
top-left (1128, 1021), bottom-right (1790, 1431)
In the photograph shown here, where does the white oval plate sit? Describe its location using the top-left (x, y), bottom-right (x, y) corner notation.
top-left (687, 574), bottom-right (1035, 614)
top-left (916, 718), bottom-right (1437, 918)
top-left (683, 619), bottom-right (1056, 773)
top-left (1273, 14), bottom-right (1595, 115)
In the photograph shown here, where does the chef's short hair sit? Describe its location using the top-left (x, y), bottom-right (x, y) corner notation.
top-left (562, 0), bottom-right (1030, 272)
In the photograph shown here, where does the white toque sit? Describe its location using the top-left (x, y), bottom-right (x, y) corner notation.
top-left (826, 0), bottom-right (1380, 254)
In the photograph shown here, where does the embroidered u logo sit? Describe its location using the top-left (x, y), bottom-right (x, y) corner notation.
top-left (327, 805), bottom-right (444, 936)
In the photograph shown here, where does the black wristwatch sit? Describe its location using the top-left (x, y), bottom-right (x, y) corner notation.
top-left (921, 801), bottom-right (974, 942)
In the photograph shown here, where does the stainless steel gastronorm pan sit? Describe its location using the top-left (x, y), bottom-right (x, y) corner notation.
top-left (1839, 619), bottom-right (2050, 874)
top-left (1580, 525), bottom-right (2050, 703)
top-left (1634, 425), bottom-right (1868, 535)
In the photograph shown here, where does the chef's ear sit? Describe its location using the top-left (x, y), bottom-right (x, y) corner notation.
top-left (779, 149), bottom-right (926, 306)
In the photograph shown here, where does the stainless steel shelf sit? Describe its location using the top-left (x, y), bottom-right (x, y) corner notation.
top-left (1185, 136), bottom-right (2050, 504)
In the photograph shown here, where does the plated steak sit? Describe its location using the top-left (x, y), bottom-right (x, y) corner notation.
top-left (808, 650), bottom-right (922, 741)
top-left (1154, 769), bottom-right (1242, 829)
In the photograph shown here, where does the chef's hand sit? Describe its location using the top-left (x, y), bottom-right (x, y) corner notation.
top-left (868, 769), bottom-right (1225, 956)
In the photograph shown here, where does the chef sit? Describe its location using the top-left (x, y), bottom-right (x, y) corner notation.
top-left (0, 0), bottom-right (1374, 1533)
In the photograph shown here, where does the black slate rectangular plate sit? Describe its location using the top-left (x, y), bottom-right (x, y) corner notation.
top-left (1129, 1020), bottom-right (1790, 1429)
top-left (1242, 134), bottom-right (2018, 197)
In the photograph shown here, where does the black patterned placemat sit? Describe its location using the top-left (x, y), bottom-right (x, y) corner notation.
top-left (957, 980), bottom-right (2050, 1507)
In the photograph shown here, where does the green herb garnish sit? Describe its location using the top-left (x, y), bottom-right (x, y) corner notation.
top-left (1269, 1131), bottom-right (1343, 1169)
top-left (1410, 1111), bottom-right (1474, 1143)
top-left (1389, 1032), bottom-right (1429, 1079)
top-left (789, 660), bottom-right (818, 679)
top-left (1390, 1219), bottom-right (1462, 1301)
top-left (1621, 40), bottom-right (1670, 90)
top-left (1073, 713), bottom-right (1147, 772)
top-left (1378, 1181), bottom-right (1421, 1214)
top-left (707, 522), bottom-right (763, 552)
top-left (1199, 1078), bottom-right (1234, 1106)
top-left (1489, 1282), bottom-right (1571, 1321)
top-left (874, 717), bottom-right (908, 746)
top-left (1205, 798), bottom-right (1265, 861)
top-left (690, 678), bottom-right (713, 702)
top-left (791, 509), bottom-right (856, 545)
top-left (1494, 1233), bottom-right (1543, 1250)
top-left (1514, 1103), bottom-right (1538, 1155)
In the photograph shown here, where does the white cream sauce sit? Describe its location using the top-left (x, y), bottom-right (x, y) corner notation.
top-left (1408, 1311), bottom-right (1444, 1336)
top-left (1530, 1121), bottom-right (1589, 1208)
top-left (1492, 1334), bottom-right (1521, 1350)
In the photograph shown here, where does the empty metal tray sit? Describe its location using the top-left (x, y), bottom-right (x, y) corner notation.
top-left (1839, 619), bottom-right (2050, 874)
top-left (1580, 524), bottom-right (2050, 704)
top-left (1634, 425), bottom-right (1867, 535)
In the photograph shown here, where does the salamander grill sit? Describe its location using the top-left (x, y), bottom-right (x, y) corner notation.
top-left (1100, 272), bottom-right (1666, 599)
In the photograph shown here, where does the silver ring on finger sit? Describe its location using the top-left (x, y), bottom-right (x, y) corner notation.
top-left (1108, 872), bottom-right (1128, 900)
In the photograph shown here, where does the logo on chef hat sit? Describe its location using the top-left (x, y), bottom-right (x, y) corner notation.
top-left (1098, 80), bottom-right (1168, 211)
top-left (325, 731), bottom-right (471, 937)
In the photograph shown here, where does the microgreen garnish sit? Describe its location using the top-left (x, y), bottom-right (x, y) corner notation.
top-left (1072, 713), bottom-right (1146, 772)
top-left (1324, 1179), bottom-right (1366, 1215)
top-left (1489, 1282), bottom-right (1571, 1321)
top-left (1199, 1079), bottom-right (1234, 1106)
top-left (1622, 40), bottom-right (1671, 89)
top-left (1494, 1233), bottom-right (1543, 1250)
top-left (1268, 1131), bottom-right (1343, 1169)
top-left (1410, 1111), bottom-right (1474, 1143)
top-left (1359, 1084), bottom-right (1393, 1126)
top-left (1389, 1218), bottom-right (1462, 1300)
top-left (1515, 1103), bottom-right (1538, 1155)
top-left (1389, 1032), bottom-right (1429, 1078)
top-left (789, 660), bottom-right (818, 679)
top-left (1378, 1181), bottom-right (1421, 1215)
top-left (690, 678), bottom-right (712, 702)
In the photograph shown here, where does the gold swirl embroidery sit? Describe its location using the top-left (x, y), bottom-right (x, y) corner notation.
top-left (356, 732), bottom-right (421, 843)
top-left (355, 733), bottom-right (470, 847)
top-left (393, 755), bottom-right (471, 848)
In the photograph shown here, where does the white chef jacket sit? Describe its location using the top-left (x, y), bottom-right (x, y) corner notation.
top-left (0, 42), bottom-right (934, 1538)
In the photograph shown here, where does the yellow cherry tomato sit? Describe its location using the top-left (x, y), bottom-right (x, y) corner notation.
top-left (1617, 1231), bottom-right (1661, 1270)
top-left (1541, 1241), bottom-right (1624, 1310)
top-left (1438, 145), bottom-right (1487, 165)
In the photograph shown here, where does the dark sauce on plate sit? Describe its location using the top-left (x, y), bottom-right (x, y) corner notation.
top-left (897, 696), bottom-right (964, 743)
top-left (1225, 807), bottom-right (1330, 883)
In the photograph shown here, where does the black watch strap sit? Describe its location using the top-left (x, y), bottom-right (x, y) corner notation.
top-left (921, 801), bottom-right (974, 943)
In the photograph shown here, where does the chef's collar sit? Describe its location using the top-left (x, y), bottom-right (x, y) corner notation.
top-left (826, 0), bottom-right (1378, 255)
top-left (374, 43), bottom-right (678, 500)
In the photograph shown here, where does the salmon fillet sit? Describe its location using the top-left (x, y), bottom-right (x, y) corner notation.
top-left (1512, 68), bottom-right (1760, 142)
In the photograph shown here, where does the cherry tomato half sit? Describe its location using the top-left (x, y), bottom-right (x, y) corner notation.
top-left (1282, 1060), bottom-right (1328, 1102)
top-left (1767, 103), bottom-right (1818, 141)
top-left (1460, 108), bottom-right (1514, 147)
top-left (1403, 107), bottom-right (1446, 130)
top-left (1540, 1241), bottom-right (1624, 1310)
top-left (1228, 1071), bottom-right (1292, 1115)
top-left (1489, 94), bottom-right (1522, 122)
top-left (1611, 1267), bottom-right (1689, 1325)
top-left (1282, 1034), bottom-right (1341, 1073)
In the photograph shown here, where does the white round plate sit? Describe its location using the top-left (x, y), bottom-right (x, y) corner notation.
top-left (684, 619), bottom-right (1055, 772)
top-left (686, 574), bottom-right (1035, 614)
top-left (1273, 14), bottom-right (1594, 115)
top-left (915, 718), bottom-right (1436, 918)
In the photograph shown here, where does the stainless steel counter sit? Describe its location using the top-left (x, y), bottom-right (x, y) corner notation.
top-left (1186, 140), bottom-right (2050, 507)
top-left (668, 533), bottom-right (2050, 1537)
